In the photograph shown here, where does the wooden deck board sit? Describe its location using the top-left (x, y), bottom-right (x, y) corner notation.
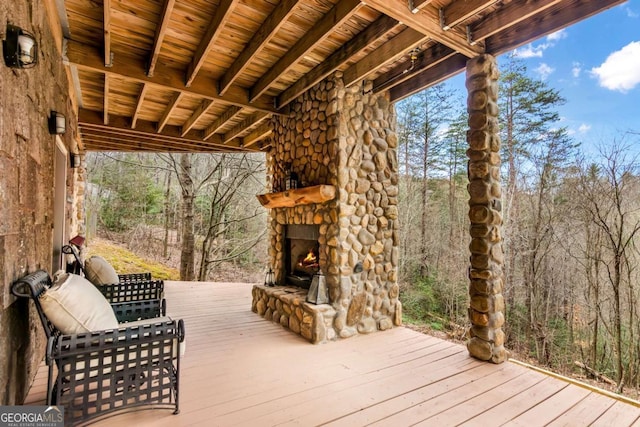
top-left (24, 281), bottom-right (640, 426)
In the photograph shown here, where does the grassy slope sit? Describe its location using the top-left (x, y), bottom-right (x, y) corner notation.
top-left (85, 237), bottom-right (180, 280)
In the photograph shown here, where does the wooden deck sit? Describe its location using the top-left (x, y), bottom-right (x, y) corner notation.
top-left (25, 281), bottom-right (640, 426)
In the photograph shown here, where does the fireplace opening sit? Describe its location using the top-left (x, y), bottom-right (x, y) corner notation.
top-left (285, 225), bottom-right (320, 289)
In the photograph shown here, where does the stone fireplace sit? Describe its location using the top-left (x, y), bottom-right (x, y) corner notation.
top-left (285, 224), bottom-right (320, 289)
top-left (253, 72), bottom-right (401, 343)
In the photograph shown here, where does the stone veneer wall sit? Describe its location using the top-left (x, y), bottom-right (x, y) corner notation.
top-left (0, 3), bottom-right (81, 403)
top-left (259, 72), bottom-right (401, 342)
top-left (465, 55), bottom-right (507, 363)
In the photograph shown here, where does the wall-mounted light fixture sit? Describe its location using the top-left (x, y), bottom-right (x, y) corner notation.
top-left (70, 152), bottom-right (81, 168)
top-left (49, 111), bottom-right (66, 135)
top-left (3, 24), bottom-right (37, 68)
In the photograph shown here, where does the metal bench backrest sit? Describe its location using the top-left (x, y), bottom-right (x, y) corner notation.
top-left (11, 270), bottom-right (59, 340)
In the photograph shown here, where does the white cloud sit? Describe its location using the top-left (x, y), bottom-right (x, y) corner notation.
top-left (624, 6), bottom-right (639, 18)
top-left (578, 123), bottom-right (592, 133)
top-left (535, 63), bottom-right (555, 80)
top-left (591, 41), bottom-right (640, 92)
top-left (572, 62), bottom-right (582, 78)
top-left (546, 29), bottom-right (568, 42)
top-left (513, 30), bottom-right (568, 58)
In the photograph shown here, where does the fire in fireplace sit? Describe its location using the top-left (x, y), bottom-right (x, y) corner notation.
top-left (285, 224), bottom-right (320, 289)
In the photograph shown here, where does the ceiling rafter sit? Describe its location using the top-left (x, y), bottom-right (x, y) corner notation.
top-left (79, 109), bottom-right (260, 152)
top-left (484, 0), bottom-right (627, 54)
top-left (277, 15), bottom-right (399, 108)
top-left (147, 0), bottom-right (176, 77)
top-left (103, 0), bottom-right (112, 67)
top-left (185, 0), bottom-right (240, 88)
top-left (219, 0), bottom-right (300, 96)
top-left (243, 122), bottom-right (273, 148)
top-left (409, 0), bottom-right (435, 14)
top-left (204, 106), bottom-right (243, 141)
top-left (103, 74), bottom-right (109, 125)
top-left (363, 0), bottom-right (483, 57)
top-left (131, 83), bottom-right (148, 129)
top-left (388, 53), bottom-right (468, 102)
top-left (342, 27), bottom-right (428, 87)
top-left (65, 40), bottom-right (281, 114)
top-left (373, 43), bottom-right (456, 92)
top-left (223, 112), bottom-right (270, 144)
top-left (249, 0), bottom-right (362, 102)
top-left (469, 0), bottom-right (564, 44)
top-left (157, 92), bottom-right (184, 133)
top-left (181, 99), bottom-right (214, 136)
top-left (440, 0), bottom-right (498, 31)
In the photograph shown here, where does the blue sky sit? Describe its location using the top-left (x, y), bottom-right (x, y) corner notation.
top-left (449, 1), bottom-right (640, 154)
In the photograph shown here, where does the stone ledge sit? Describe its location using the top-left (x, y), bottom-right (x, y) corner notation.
top-left (251, 285), bottom-right (336, 344)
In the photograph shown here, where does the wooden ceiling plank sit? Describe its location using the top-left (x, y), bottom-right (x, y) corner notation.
top-left (131, 83), bottom-right (148, 129)
top-left (219, 0), bottom-right (300, 96)
top-left (484, 0), bottom-right (628, 53)
top-left (250, 0), bottom-right (362, 102)
top-left (181, 99), bottom-right (214, 136)
top-left (204, 106), bottom-right (243, 140)
top-left (66, 40), bottom-right (280, 114)
top-left (185, 0), bottom-right (240, 88)
top-left (343, 27), bottom-right (428, 87)
top-left (147, 0), bottom-right (176, 77)
top-left (470, 0), bottom-right (564, 43)
top-left (223, 112), bottom-right (270, 143)
top-left (373, 43), bottom-right (456, 92)
top-left (409, 0), bottom-right (435, 14)
top-left (363, 0), bottom-right (482, 57)
top-left (278, 15), bottom-right (399, 107)
top-left (243, 122), bottom-right (273, 148)
top-left (79, 109), bottom-right (259, 152)
top-left (441, 0), bottom-right (498, 30)
top-left (103, 0), bottom-right (112, 66)
top-left (81, 132), bottom-right (233, 153)
top-left (388, 53), bottom-right (467, 102)
top-left (158, 91), bottom-right (184, 133)
top-left (103, 74), bottom-right (109, 125)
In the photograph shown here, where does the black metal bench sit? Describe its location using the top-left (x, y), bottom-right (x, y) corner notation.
top-left (12, 270), bottom-right (185, 425)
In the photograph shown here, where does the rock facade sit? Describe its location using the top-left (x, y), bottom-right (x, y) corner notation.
top-left (256, 73), bottom-right (401, 341)
top-left (465, 55), bottom-right (508, 364)
top-left (0, 2), bottom-right (81, 404)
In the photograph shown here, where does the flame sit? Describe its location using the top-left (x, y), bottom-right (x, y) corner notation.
top-left (302, 249), bottom-right (317, 264)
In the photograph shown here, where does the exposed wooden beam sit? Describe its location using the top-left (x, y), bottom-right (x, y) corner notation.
top-left (278, 15), bottom-right (398, 107)
top-left (66, 40), bottom-right (280, 114)
top-left (103, 74), bottom-right (109, 125)
top-left (181, 99), bottom-right (214, 136)
top-left (250, 0), bottom-right (362, 102)
top-left (409, 0), bottom-right (435, 14)
top-left (243, 122), bottom-right (273, 148)
top-left (103, 0), bottom-right (112, 66)
top-left (343, 28), bottom-right (428, 87)
top-left (204, 106), bottom-right (243, 140)
top-left (131, 83), bottom-right (148, 129)
top-left (373, 43), bottom-right (456, 92)
top-left (219, 0), bottom-right (300, 96)
top-left (185, 0), bottom-right (239, 88)
top-left (469, 0), bottom-right (563, 44)
top-left (441, 0), bottom-right (498, 30)
top-left (80, 132), bottom-right (229, 153)
top-left (78, 109), bottom-right (259, 153)
top-left (157, 92), bottom-right (184, 133)
top-left (388, 53), bottom-right (468, 102)
top-left (223, 112), bottom-right (270, 144)
top-left (147, 0), bottom-right (176, 77)
top-left (363, 0), bottom-right (482, 57)
top-left (484, 0), bottom-right (627, 55)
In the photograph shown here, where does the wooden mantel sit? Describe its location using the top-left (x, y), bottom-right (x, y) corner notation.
top-left (256, 185), bottom-right (336, 208)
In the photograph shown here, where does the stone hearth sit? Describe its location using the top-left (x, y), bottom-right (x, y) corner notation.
top-left (253, 72), bottom-right (401, 343)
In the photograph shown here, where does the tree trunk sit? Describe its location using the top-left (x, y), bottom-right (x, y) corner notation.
top-left (178, 154), bottom-right (195, 281)
top-left (163, 172), bottom-right (172, 259)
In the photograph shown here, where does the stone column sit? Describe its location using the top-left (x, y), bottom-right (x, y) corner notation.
top-left (465, 54), bottom-right (507, 364)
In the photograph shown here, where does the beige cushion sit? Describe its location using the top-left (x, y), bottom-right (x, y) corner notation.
top-left (40, 273), bottom-right (119, 334)
top-left (85, 255), bottom-right (119, 286)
